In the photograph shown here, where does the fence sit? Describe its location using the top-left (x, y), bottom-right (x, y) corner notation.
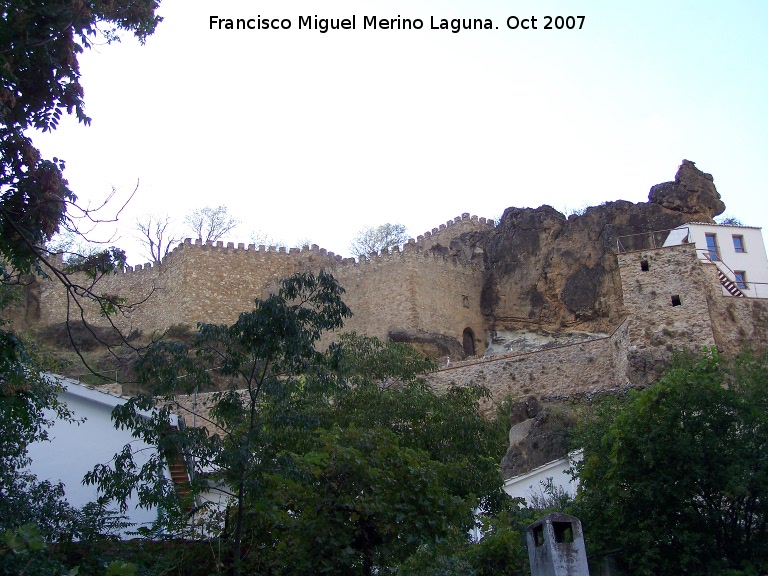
top-left (616, 227), bottom-right (686, 253)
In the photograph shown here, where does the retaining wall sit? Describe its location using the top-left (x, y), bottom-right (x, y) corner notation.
top-left (425, 318), bottom-right (630, 404)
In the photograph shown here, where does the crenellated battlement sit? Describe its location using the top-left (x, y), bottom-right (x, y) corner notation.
top-left (124, 228), bottom-right (487, 275)
top-left (91, 214), bottom-right (492, 280)
top-left (412, 213), bottom-right (495, 248)
top-left (178, 237), bottom-right (345, 258)
top-left (351, 240), bottom-right (482, 272)
top-left (35, 213), bottom-right (490, 354)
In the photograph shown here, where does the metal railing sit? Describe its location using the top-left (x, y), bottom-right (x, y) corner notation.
top-left (697, 249), bottom-right (768, 298)
top-left (615, 227), bottom-right (768, 299)
top-left (69, 369), bottom-right (120, 386)
top-left (748, 283), bottom-right (768, 298)
top-left (616, 227), bottom-right (688, 253)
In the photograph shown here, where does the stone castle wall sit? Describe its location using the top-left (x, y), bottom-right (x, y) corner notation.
top-left (33, 211), bottom-right (768, 403)
top-left (36, 215), bottom-right (491, 356)
top-left (617, 242), bottom-right (768, 384)
top-left (699, 259), bottom-right (768, 356)
top-left (166, 240), bottom-right (340, 328)
top-left (38, 240), bottom-right (347, 335)
top-left (619, 241), bottom-right (768, 357)
top-left (39, 250), bottom-right (185, 334)
top-left (327, 247), bottom-right (486, 354)
top-left (172, 317), bottom-right (631, 430)
top-left (428, 241), bottom-right (768, 400)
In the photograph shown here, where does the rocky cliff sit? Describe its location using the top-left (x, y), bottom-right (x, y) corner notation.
top-left (426, 160), bottom-right (725, 338)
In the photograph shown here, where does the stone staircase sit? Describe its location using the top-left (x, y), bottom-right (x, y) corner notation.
top-left (168, 457), bottom-right (193, 506)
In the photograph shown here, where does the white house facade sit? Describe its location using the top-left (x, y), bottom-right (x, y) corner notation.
top-left (664, 222), bottom-right (768, 298)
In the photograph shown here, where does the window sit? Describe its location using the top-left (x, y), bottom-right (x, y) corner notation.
top-left (733, 235), bottom-right (745, 253)
top-left (671, 295), bottom-right (682, 307)
top-left (735, 271), bottom-right (747, 290)
top-left (640, 260), bottom-right (649, 272)
top-left (705, 234), bottom-right (719, 261)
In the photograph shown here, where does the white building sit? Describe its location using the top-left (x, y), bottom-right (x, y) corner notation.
top-left (502, 451), bottom-right (582, 505)
top-left (664, 222), bottom-right (768, 298)
top-left (26, 376), bottom-right (180, 536)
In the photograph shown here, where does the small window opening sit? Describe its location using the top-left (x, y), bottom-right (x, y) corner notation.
top-left (533, 525), bottom-right (545, 547)
top-left (735, 271), bottom-right (747, 290)
top-left (733, 235), bottom-right (745, 253)
top-left (671, 295), bottom-right (682, 307)
top-left (553, 521), bottom-right (574, 544)
top-left (640, 260), bottom-right (649, 272)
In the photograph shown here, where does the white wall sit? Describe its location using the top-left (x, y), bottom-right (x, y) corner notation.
top-left (502, 452), bottom-right (581, 505)
top-left (665, 224), bottom-right (768, 298)
top-left (26, 378), bottom-right (163, 535)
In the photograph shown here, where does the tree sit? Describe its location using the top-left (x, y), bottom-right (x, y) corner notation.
top-left (0, 2), bottom-right (162, 357)
top-left (46, 228), bottom-right (99, 261)
top-left (1, 1), bottom-right (160, 274)
top-left (349, 223), bottom-right (409, 258)
top-left (0, 312), bottom-right (75, 539)
top-left (0, 0), bottom-right (162, 548)
top-left (254, 333), bottom-right (508, 575)
top-left (572, 349), bottom-right (768, 575)
top-left (716, 215), bottom-right (744, 226)
top-left (136, 213), bottom-right (180, 263)
top-left (249, 230), bottom-right (285, 249)
top-left (184, 205), bottom-right (239, 243)
top-left (267, 426), bottom-right (470, 576)
top-left (90, 282), bottom-right (510, 575)
top-left (89, 272), bottom-right (352, 575)
top-left (396, 497), bottom-right (538, 576)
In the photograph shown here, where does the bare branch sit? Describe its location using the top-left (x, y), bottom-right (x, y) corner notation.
top-left (136, 213), bottom-right (180, 263)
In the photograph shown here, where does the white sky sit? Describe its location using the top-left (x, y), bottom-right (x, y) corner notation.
top-left (35, 0), bottom-right (768, 265)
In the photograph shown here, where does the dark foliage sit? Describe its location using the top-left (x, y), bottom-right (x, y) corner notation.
top-left (573, 349), bottom-right (768, 575)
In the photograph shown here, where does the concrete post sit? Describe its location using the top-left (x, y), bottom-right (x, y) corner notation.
top-left (526, 512), bottom-right (590, 576)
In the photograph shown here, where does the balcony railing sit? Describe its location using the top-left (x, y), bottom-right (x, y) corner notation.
top-left (698, 249), bottom-right (768, 298)
top-left (616, 228), bottom-right (688, 253)
top-left (616, 227), bottom-right (768, 299)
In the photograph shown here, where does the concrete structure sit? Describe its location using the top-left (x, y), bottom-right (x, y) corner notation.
top-left (26, 376), bottom-right (179, 536)
top-left (526, 513), bottom-right (590, 576)
top-left (663, 222), bottom-right (768, 298)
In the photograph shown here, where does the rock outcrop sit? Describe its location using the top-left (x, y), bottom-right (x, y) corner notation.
top-left (501, 396), bottom-right (576, 480)
top-left (480, 160), bottom-right (724, 336)
top-left (649, 159), bottom-right (725, 220)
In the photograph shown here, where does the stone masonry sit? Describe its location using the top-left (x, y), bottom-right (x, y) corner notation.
top-left (28, 162), bottom-right (768, 404)
top-left (38, 215), bottom-right (492, 359)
